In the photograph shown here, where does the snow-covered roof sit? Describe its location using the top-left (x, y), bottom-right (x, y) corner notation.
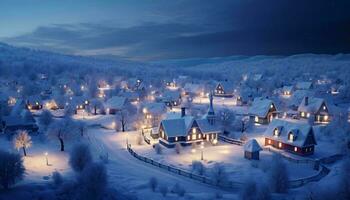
top-left (184, 83), bottom-right (202, 93)
top-left (105, 96), bottom-right (126, 109)
top-left (26, 95), bottom-right (42, 105)
top-left (253, 74), bottom-right (263, 81)
top-left (119, 91), bottom-right (140, 101)
top-left (162, 90), bottom-right (181, 101)
top-left (217, 81), bottom-right (234, 94)
top-left (248, 98), bottom-right (275, 118)
top-left (196, 118), bottom-right (220, 134)
top-left (282, 86), bottom-right (294, 93)
top-left (161, 114), bottom-right (194, 137)
top-left (244, 139), bottom-right (262, 152)
top-left (142, 102), bottom-right (166, 115)
top-left (265, 119), bottom-right (317, 148)
top-left (297, 97), bottom-right (326, 114)
top-left (296, 82), bottom-right (313, 90)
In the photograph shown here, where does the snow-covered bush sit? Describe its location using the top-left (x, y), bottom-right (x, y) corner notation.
top-left (52, 170), bottom-right (63, 186)
top-left (240, 180), bottom-right (271, 200)
top-left (192, 160), bottom-right (205, 175)
top-left (13, 130), bottom-right (32, 157)
top-left (211, 164), bottom-right (228, 185)
top-left (76, 121), bottom-right (87, 137)
top-left (48, 117), bottom-right (78, 151)
top-left (159, 184), bottom-right (168, 197)
top-left (69, 143), bottom-right (92, 172)
top-left (0, 150), bottom-right (25, 189)
top-left (171, 183), bottom-right (186, 197)
top-left (149, 177), bottom-right (158, 192)
top-left (76, 162), bottom-right (107, 200)
top-left (175, 143), bottom-right (182, 154)
top-left (154, 144), bottom-right (162, 154)
top-left (268, 155), bottom-right (289, 193)
top-left (39, 109), bottom-right (53, 129)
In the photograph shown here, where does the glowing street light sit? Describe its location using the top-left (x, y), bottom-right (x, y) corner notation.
top-left (44, 152), bottom-right (49, 166)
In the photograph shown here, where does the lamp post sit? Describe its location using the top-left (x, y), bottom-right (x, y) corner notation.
top-left (200, 142), bottom-right (204, 161)
top-left (45, 152), bottom-right (49, 166)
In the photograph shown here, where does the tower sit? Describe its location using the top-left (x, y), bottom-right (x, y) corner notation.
top-left (207, 92), bottom-right (216, 125)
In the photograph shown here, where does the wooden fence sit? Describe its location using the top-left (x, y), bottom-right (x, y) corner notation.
top-left (218, 135), bottom-right (244, 146)
top-left (127, 144), bottom-right (242, 190)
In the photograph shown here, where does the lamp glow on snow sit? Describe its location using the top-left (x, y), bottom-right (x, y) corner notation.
top-left (200, 142), bottom-right (204, 160)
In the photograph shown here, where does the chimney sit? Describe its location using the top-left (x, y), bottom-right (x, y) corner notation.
top-left (305, 97), bottom-right (309, 106)
top-left (181, 107), bottom-right (186, 117)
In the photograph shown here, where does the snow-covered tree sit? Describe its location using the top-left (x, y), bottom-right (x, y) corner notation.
top-left (13, 130), bottom-right (32, 157)
top-left (52, 170), bottom-right (63, 186)
top-left (149, 177), bottom-right (158, 192)
top-left (0, 150), bottom-right (25, 189)
top-left (240, 179), bottom-right (271, 200)
top-left (219, 108), bottom-right (236, 134)
top-left (76, 121), bottom-right (87, 137)
top-left (39, 109), bottom-right (53, 129)
top-left (116, 104), bottom-right (136, 132)
top-left (47, 117), bottom-right (77, 151)
top-left (89, 98), bottom-right (103, 115)
top-left (175, 143), bottom-right (182, 154)
top-left (192, 160), bottom-right (205, 175)
top-left (76, 162), bottom-right (107, 200)
top-left (69, 143), bottom-right (92, 172)
top-left (211, 164), bottom-right (228, 185)
top-left (154, 143), bottom-right (162, 154)
top-left (171, 183), bottom-right (186, 197)
top-left (268, 155), bottom-right (289, 193)
top-left (160, 184), bottom-right (168, 197)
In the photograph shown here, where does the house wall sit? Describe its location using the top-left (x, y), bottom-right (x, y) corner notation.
top-left (264, 138), bottom-right (314, 156)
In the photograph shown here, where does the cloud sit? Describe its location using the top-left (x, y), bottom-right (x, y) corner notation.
top-left (2, 0), bottom-right (350, 61)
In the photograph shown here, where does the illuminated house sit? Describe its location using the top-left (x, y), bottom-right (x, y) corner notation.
top-left (248, 97), bottom-right (278, 124)
top-left (183, 83), bottom-right (203, 97)
top-left (69, 96), bottom-right (90, 114)
top-left (158, 93), bottom-right (220, 148)
top-left (158, 90), bottom-right (182, 107)
top-left (164, 78), bottom-right (177, 89)
top-left (264, 119), bottom-right (317, 156)
top-left (105, 96), bottom-right (127, 114)
top-left (26, 95), bottom-right (43, 110)
top-left (282, 86), bottom-right (294, 96)
top-left (214, 80), bottom-right (234, 97)
top-left (142, 102), bottom-right (167, 128)
top-left (1, 114), bottom-right (39, 134)
top-left (298, 97), bottom-right (330, 123)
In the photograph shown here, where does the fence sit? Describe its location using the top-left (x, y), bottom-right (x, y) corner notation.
top-left (218, 135), bottom-right (244, 146)
top-left (127, 144), bottom-right (242, 190)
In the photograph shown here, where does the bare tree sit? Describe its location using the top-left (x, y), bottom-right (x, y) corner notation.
top-left (89, 98), bottom-right (103, 115)
top-left (116, 104), bottom-right (136, 132)
top-left (219, 108), bottom-right (236, 134)
top-left (48, 118), bottom-right (77, 151)
top-left (13, 130), bottom-right (32, 156)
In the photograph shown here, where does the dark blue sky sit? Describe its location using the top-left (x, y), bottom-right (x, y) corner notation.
top-left (1, 0), bottom-right (350, 61)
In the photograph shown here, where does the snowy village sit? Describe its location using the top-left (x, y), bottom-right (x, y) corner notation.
top-left (0, 1), bottom-right (350, 200)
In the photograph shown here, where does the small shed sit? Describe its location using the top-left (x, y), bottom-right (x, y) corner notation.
top-left (244, 139), bottom-right (262, 160)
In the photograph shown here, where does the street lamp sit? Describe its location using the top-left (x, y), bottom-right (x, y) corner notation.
top-left (44, 152), bottom-right (49, 166)
top-left (200, 142), bottom-right (204, 161)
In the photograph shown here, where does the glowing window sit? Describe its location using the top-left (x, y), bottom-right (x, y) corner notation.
top-left (323, 106), bottom-right (326, 110)
top-left (288, 134), bottom-right (294, 141)
top-left (192, 134), bottom-right (197, 140)
top-left (278, 142), bottom-right (282, 148)
top-left (301, 112), bottom-right (305, 117)
top-left (306, 113), bottom-right (310, 118)
top-left (175, 137), bottom-right (178, 141)
top-left (268, 139), bottom-right (272, 144)
top-left (274, 129), bottom-right (279, 137)
top-left (270, 104), bottom-right (273, 109)
top-left (324, 115), bottom-right (329, 121)
top-left (255, 116), bottom-right (259, 123)
top-left (294, 147), bottom-right (298, 152)
top-left (198, 134), bottom-right (202, 139)
top-left (192, 128), bottom-right (197, 134)
top-left (187, 135), bottom-right (190, 140)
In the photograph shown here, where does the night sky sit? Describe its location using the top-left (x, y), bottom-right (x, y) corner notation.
top-left (1, 0), bottom-right (350, 61)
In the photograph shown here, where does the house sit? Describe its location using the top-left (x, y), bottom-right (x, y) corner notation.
top-left (183, 83), bottom-right (204, 97)
top-left (44, 99), bottom-right (59, 110)
top-left (105, 96), bottom-right (127, 114)
top-left (244, 139), bottom-right (262, 160)
top-left (289, 90), bottom-right (314, 110)
top-left (298, 97), bottom-right (330, 123)
top-left (119, 91), bottom-right (140, 103)
top-left (158, 90), bottom-right (182, 107)
top-left (282, 86), bottom-right (294, 96)
top-left (69, 96), bottom-right (90, 113)
top-left (142, 102), bottom-right (167, 128)
top-left (264, 119), bottom-right (317, 156)
top-left (164, 78), bottom-right (177, 89)
top-left (158, 93), bottom-right (220, 148)
top-left (248, 98), bottom-right (278, 124)
top-left (26, 95), bottom-right (43, 110)
top-left (1, 115), bottom-right (39, 134)
top-left (296, 82), bottom-right (313, 90)
top-left (214, 80), bottom-right (234, 97)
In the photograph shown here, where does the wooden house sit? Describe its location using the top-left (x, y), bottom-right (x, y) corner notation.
top-left (282, 86), bottom-right (294, 96)
top-left (248, 98), bottom-right (278, 124)
top-left (69, 96), bottom-right (90, 114)
top-left (142, 102), bottom-right (167, 128)
top-left (158, 90), bottom-right (182, 107)
top-left (244, 139), bottom-right (262, 160)
top-left (264, 119), bottom-right (317, 156)
top-left (158, 94), bottom-right (220, 148)
top-left (105, 96), bottom-right (127, 114)
top-left (26, 95), bottom-right (43, 110)
top-left (214, 80), bottom-right (234, 97)
top-left (297, 97), bottom-right (330, 123)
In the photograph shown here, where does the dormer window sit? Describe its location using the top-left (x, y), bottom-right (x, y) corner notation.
top-left (323, 105), bottom-right (326, 110)
top-left (270, 104), bottom-right (274, 109)
top-left (288, 130), bottom-right (298, 141)
top-left (273, 128), bottom-right (280, 137)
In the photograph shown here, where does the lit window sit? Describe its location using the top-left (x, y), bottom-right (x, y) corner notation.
top-left (270, 104), bottom-right (273, 109)
top-left (198, 134), bottom-right (201, 139)
top-left (175, 137), bottom-right (178, 141)
top-left (192, 134), bottom-right (197, 140)
top-left (274, 129), bottom-right (279, 137)
top-left (192, 128), bottom-right (197, 134)
top-left (306, 113), bottom-right (310, 118)
top-left (255, 116), bottom-right (259, 123)
top-left (294, 147), bottom-right (298, 152)
top-left (323, 106), bottom-right (326, 110)
top-left (187, 135), bottom-right (190, 140)
top-left (278, 142), bottom-right (282, 148)
top-left (324, 115), bottom-right (329, 121)
top-left (301, 112), bottom-right (305, 117)
top-left (268, 139), bottom-right (271, 144)
top-left (289, 134), bottom-right (294, 141)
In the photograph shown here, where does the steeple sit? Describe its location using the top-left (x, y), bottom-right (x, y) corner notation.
top-left (207, 92), bottom-right (216, 125)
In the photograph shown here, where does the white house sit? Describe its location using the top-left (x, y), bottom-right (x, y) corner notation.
top-left (248, 97), bottom-right (278, 124)
top-left (105, 96), bottom-right (127, 114)
top-left (298, 97), bottom-right (330, 123)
